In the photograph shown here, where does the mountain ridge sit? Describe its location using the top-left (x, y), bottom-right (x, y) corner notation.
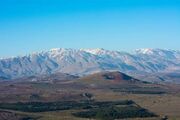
top-left (0, 48), bottom-right (180, 81)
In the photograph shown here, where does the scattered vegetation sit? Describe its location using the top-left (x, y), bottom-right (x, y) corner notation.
top-left (111, 86), bottom-right (166, 94)
top-left (73, 106), bottom-right (157, 120)
top-left (0, 110), bottom-right (36, 120)
top-left (29, 94), bottom-right (41, 100)
top-left (0, 100), bottom-right (133, 112)
top-left (0, 100), bottom-right (157, 120)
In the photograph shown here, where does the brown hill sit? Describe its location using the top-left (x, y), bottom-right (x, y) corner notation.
top-left (78, 71), bottom-right (141, 85)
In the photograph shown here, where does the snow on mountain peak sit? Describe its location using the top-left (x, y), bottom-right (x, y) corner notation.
top-left (0, 48), bottom-right (180, 79)
top-left (135, 48), bottom-right (155, 54)
top-left (135, 48), bottom-right (180, 55)
top-left (50, 48), bottom-right (72, 53)
top-left (80, 48), bottom-right (105, 55)
top-left (50, 48), bottom-right (62, 51)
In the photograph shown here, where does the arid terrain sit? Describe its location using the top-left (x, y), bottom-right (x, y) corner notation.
top-left (1, 0), bottom-right (179, 119)
top-left (0, 71), bottom-right (180, 120)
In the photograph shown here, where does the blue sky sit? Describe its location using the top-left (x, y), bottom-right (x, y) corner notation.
top-left (0, 0), bottom-right (180, 57)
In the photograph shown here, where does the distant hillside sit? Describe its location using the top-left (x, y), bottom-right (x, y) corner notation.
top-left (13, 72), bottom-right (79, 83)
top-left (0, 48), bottom-right (180, 83)
top-left (0, 76), bottom-right (8, 81)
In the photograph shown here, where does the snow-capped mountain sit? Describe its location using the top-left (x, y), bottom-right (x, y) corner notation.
top-left (0, 48), bottom-right (180, 80)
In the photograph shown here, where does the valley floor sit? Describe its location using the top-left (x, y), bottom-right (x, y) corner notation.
top-left (0, 77), bottom-right (179, 120)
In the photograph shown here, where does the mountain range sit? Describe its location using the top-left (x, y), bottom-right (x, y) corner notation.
top-left (0, 48), bottom-right (180, 83)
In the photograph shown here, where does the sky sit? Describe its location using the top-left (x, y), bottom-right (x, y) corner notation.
top-left (0, 0), bottom-right (180, 57)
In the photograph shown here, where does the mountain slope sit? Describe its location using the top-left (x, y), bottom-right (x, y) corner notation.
top-left (77, 71), bottom-right (140, 84)
top-left (14, 72), bottom-right (79, 83)
top-left (0, 48), bottom-right (180, 82)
